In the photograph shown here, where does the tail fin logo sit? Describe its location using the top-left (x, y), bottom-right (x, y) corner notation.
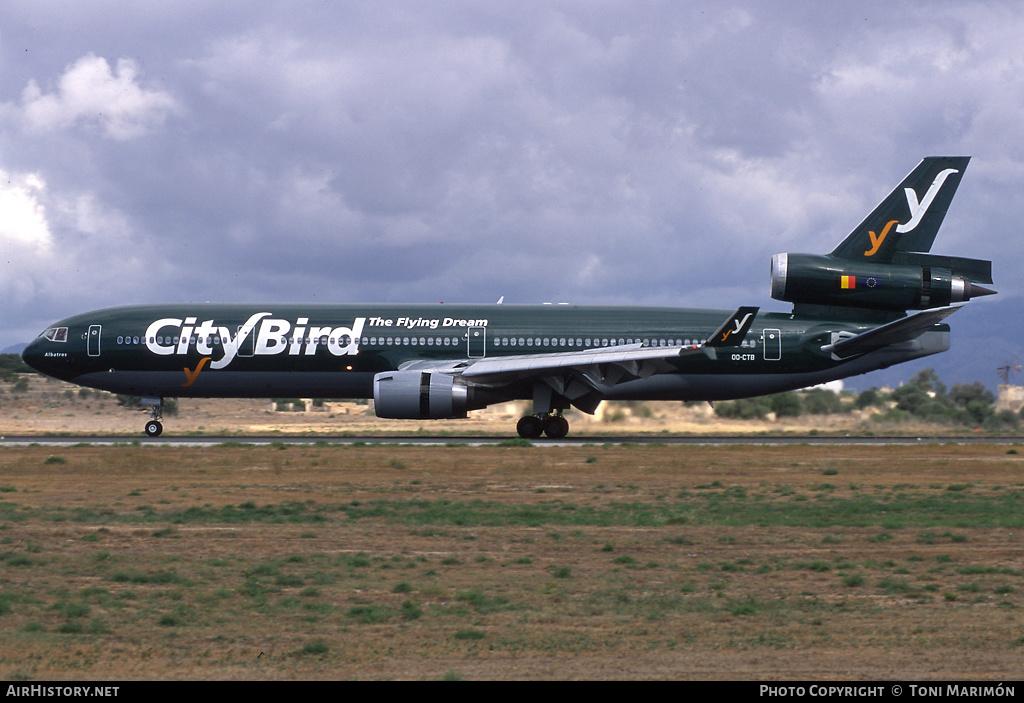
top-left (896, 167), bottom-right (959, 234)
top-left (864, 167), bottom-right (960, 256)
top-left (865, 220), bottom-right (897, 257)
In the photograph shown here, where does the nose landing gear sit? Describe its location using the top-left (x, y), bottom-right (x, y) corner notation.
top-left (141, 397), bottom-right (164, 437)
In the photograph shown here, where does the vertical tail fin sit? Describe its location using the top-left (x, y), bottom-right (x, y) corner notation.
top-left (830, 156), bottom-right (970, 263)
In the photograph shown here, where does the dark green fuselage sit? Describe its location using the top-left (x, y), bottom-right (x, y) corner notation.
top-left (21, 302), bottom-right (948, 403)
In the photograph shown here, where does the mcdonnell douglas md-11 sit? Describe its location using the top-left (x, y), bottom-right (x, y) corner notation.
top-left (22, 157), bottom-right (994, 438)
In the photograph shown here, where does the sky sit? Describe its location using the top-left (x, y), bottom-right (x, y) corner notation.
top-left (1, 1), bottom-right (1022, 388)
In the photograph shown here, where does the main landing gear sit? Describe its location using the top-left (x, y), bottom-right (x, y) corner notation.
top-left (141, 397), bottom-right (164, 437)
top-left (516, 381), bottom-right (573, 439)
top-left (516, 413), bottom-right (569, 440)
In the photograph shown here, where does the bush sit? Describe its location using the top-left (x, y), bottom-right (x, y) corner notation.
top-left (0, 354), bottom-right (33, 380)
top-left (802, 389), bottom-right (844, 415)
top-left (769, 392), bottom-right (803, 417)
top-left (715, 396), bottom-right (772, 420)
top-left (889, 369), bottom-right (999, 427)
top-left (855, 387), bottom-right (885, 409)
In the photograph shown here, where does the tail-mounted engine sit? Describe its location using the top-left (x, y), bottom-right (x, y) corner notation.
top-left (770, 252), bottom-right (994, 312)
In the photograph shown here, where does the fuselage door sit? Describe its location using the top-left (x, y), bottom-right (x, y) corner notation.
top-left (237, 324), bottom-right (255, 357)
top-left (762, 329), bottom-right (781, 361)
top-left (467, 326), bottom-right (486, 358)
top-left (87, 325), bottom-right (102, 357)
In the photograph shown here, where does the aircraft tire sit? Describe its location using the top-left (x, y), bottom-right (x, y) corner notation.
top-left (543, 415), bottom-right (569, 439)
top-left (145, 421), bottom-right (163, 437)
top-left (516, 415), bottom-right (543, 439)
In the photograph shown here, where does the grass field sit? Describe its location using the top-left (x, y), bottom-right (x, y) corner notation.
top-left (1, 442), bottom-right (1022, 680)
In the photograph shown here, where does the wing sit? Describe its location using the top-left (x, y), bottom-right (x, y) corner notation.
top-left (398, 307), bottom-right (759, 413)
top-left (821, 306), bottom-right (960, 359)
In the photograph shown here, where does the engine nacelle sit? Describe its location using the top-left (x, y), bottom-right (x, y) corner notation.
top-left (771, 253), bottom-right (992, 312)
top-left (373, 370), bottom-right (480, 419)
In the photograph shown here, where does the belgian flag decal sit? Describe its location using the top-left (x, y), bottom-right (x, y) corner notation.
top-left (840, 275), bottom-right (856, 289)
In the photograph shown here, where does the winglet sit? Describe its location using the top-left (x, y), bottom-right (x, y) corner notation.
top-left (706, 306), bottom-right (760, 348)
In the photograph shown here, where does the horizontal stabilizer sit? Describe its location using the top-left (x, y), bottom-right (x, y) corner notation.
top-left (891, 252), bottom-right (994, 285)
top-left (822, 306), bottom-right (960, 358)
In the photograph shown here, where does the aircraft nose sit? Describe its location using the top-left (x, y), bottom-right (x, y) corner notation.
top-left (20, 327), bottom-right (75, 380)
top-left (21, 337), bottom-right (45, 373)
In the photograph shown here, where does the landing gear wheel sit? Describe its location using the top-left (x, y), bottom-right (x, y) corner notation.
top-left (516, 415), bottom-right (543, 439)
top-left (543, 414), bottom-right (569, 439)
top-left (142, 397), bottom-right (165, 437)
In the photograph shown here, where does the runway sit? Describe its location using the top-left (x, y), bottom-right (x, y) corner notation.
top-left (3, 434), bottom-right (1023, 447)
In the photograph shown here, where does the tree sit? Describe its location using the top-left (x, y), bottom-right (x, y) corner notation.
top-left (950, 382), bottom-right (995, 426)
top-left (892, 368), bottom-right (949, 419)
top-left (715, 396), bottom-right (772, 420)
top-left (802, 388), bottom-right (843, 415)
top-left (769, 392), bottom-right (802, 417)
top-left (855, 387), bottom-right (885, 409)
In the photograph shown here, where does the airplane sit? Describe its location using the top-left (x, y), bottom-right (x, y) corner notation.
top-left (21, 156), bottom-right (995, 439)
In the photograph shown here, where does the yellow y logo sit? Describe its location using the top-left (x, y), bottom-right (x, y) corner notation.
top-left (865, 220), bottom-right (897, 257)
top-left (182, 357), bottom-right (211, 387)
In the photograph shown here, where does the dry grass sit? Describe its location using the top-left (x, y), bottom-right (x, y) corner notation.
top-left (0, 373), bottom-right (977, 437)
top-left (1, 442), bottom-right (1023, 680)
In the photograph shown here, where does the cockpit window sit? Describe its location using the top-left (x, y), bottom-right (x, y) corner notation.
top-left (42, 327), bottom-right (68, 343)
